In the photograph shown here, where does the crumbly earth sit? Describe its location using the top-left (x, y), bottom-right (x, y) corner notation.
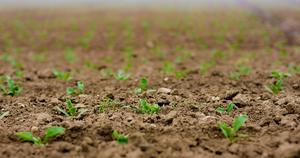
top-left (0, 9), bottom-right (300, 158)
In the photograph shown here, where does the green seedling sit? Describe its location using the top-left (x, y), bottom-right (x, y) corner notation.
top-left (218, 114), bottom-right (248, 141)
top-left (84, 60), bottom-right (98, 70)
top-left (53, 69), bottom-right (72, 81)
top-left (112, 130), bottom-right (128, 144)
top-left (216, 103), bottom-right (236, 114)
top-left (16, 127), bottom-right (65, 145)
top-left (151, 47), bottom-right (166, 59)
top-left (288, 64), bottom-right (300, 74)
top-left (0, 54), bottom-right (11, 62)
top-left (0, 76), bottom-right (22, 96)
top-left (103, 55), bottom-right (113, 64)
top-left (66, 81), bottom-right (84, 95)
top-left (15, 70), bottom-right (24, 78)
top-left (56, 99), bottom-right (87, 117)
top-left (122, 63), bottom-right (133, 73)
top-left (135, 77), bottom-right (148, 94)
top-left (193, 35), bottom-right (209, 49)
top-left (270, 71), bottom-right (290, 79)
top-left (212, 50), bottom-right (226, 60)
top-left (100, 68), bottom-right (114, 78)
top-left (114, 70), bottom-right (130, 81)
top-left (99, 97), bottom-right (118, 113)
top-left (199, 60), bottom-right (216, 76)
top-left (79, 31), bottom-right (94, 49)
top-left (10, 59), bottom-right (23, 69)
top-left (0, 55), bottom-right (23, 69)
top-left (265, 79), bottom-right (283, 94)
top-left (265, 71), bottom-right (289, 94)
top-left (64, 48), bottom-right (77, 63)
top-left (229, 66), bottom-right (252, 80)
top-left (162, 62), bottom-right (175, 75)
top-left (175, 70), bottom-right (187, 78)
top-left (0, 111), bottom-right (9, 120)
top-left (123, 47), bottom-right (134, 62)
top-left (32, 53), bottom-right (46, 62)
top-left (139, 99), bottom-right (160, 114)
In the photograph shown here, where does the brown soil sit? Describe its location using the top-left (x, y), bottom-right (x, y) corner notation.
top-left (0, 9), bottom-right (300, 158)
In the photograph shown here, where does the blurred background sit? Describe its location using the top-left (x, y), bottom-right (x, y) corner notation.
top-left (0, 0), bottom-right (299, 9)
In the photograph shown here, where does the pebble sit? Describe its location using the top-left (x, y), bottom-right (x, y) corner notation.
top-left (157, 88), bottom-right (172, 94)
top-left (233, 94), bottom-right (250, 107)
top-left (50, 98), bottom-right (60, 105)
top-left (211, 96), bottom-right (220, 101)
top-left (31, 126), bottom-right (39, 132)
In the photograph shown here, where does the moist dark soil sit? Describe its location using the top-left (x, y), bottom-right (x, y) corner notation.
top-left (0, 9), bottom-right (300, 158)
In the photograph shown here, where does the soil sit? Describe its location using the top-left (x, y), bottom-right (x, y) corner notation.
top-left (0, 9), bottom-right (300, 158)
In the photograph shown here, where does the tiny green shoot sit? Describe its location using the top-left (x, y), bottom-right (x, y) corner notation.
top-left (270, 71), bottom-right (290, 80)
top-left (112, 130), bottom-right (128, 144)
top-left (99, 97), bottom-right (117, 113)
top-left (114, 70), bottom-right (130, 81)
top-left (199, 60), bottom-right (216, 76)
top-left (216, 103), bottom-right (236, 114)
top-left (288, 64), bottom-right (300, 74)
top-left (66, 81), bottom-right (84, 95)
top-left (135, 77), bottom-right (148, 94)
top-left (53, 69), bottom-right (72, 81)
top-left (0, 76), bottom-right (22, 96)
top-left (16, 127), bottom-right (65, 145)
top-left (139, 99), bottom-right (160, 114)
top-left (56, 99), bottom-right (87, 117)
top-left (218, 114), bottom-right (248, 141)
top-left (229, 66), bottom-right (252, 80)
top-left (64, 48), bottom-right (77, 63)
top-left (265, 79), bottom-right (283, 94)
top-left (162, 62), bottom-right (175, 75)
top-left (265, 71), bottom-right (289, 94)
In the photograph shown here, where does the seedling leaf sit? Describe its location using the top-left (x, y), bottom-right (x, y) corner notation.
top-left (43, 127), bottom-right (65, 143)
top-left (112, 130), bottom-right (128, 144)
top-left (232, 115), bottom-right (248, 132)
top-left (16, 132), bottom-right (42, 145)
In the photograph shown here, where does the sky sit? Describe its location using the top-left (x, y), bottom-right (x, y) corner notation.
top-left (0, 0), bottom-right (299, 8)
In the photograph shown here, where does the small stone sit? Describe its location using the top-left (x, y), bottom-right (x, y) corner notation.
top-left (276, 98), bottom-right (288, 105)
top-left (75, 103), bottom-right (86, 108)
top-left (82, 137), bottom-right (93, 145)
top-left (145, 89), bottom-right (156, 96)
top-left (36, 113), bottom-right (52, 123)
top-left (50, 98), bottom-right (60, 105)
top-left (228, 143), bottom-right (239, 153)
top-left (164, 111), bottom-right (177, 125)
top-left (223, 90), bottom-right (239, 100)
top-left (17, 103), bottom-right (25, 108)
top-left (78, 94), bottom-right (92, 99)
top-left (233, 94), bottom-right (250, 107)
top-left (211, 96), bottom-right (220, 101)
top-left (38, 94), bottom-right (47, 102)
top-left (37, 69), bottom-right (53, 79)
top-left (157, 88), bottom-right (172, 94)
top-left (31, 126), bottom-right (39, 132)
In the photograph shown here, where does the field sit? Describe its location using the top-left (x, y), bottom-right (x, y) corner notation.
top-left (0, 9), bottom-right (300, 158)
